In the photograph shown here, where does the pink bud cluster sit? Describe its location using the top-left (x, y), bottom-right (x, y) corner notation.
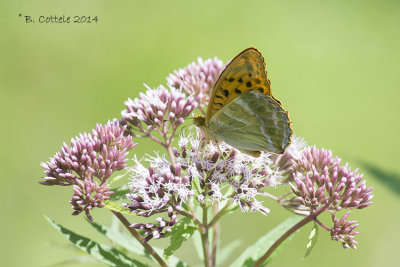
top-left (291, 146), bottom-right (373, 211)
top-left (330, 211), bottom-right (359, 249)
top-left (130, 206), bottom-right (178, 242)
top-left (40, 121), bottom-right (136, 220)
top-left (121, 85), bottom-right (196, 140)
top-left (71, 179), bottom-right (113, 221)
top-left (167, 57), bottom-right (223, 110)
top-left (290, 146), bottom-right (373, 249)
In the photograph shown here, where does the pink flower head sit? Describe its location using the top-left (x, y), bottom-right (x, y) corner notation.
top-left (330, 211), bottom-right (359, 249)
top-left (40, 120), bottom-right (136, 220)
top-left (121, 85), bottom-right (196, 141)
top-left (167, 57), bottom-right (224, 110)
top-left (290, 146), bottom-right (373, 212)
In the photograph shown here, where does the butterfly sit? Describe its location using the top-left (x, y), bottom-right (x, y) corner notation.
top-left (193, 47), bottom-right (293, 157)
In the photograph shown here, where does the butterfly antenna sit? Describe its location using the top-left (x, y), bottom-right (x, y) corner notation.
top-left (179, 122), bottom-right (194, 136)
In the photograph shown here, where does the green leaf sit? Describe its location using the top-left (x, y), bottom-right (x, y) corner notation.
top-left (108, 170), bottom-right (130, 186)
top-left (89, 221), bottom-right (189, 267)
top-left (164, 217), bottom-right (197, 259)
top-left (104, 200), bottom-right (132, 215)
top-left (304, 223), bottom-right (319, 259)
top-left (231, 215), bottom-right (304, 267)
top-left (109, 188), bottom-right (131, 201)
top-left (44, 215), bottom-right (147, 267)
top-left (219, 203), bottom-right (238, 217)
top-left (217, 239), bottom-right (242, 266)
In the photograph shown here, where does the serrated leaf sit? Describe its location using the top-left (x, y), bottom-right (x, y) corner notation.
top-left (89, 221), bottom-right (189, 267)
top-left (231, 215), bottom-right (304, 267)
top-left (109, 188), bottom-right (130, 201)
top-left (304, 223), bottom-right (319, 259)
top-left (44, 215), bottom-right (147, 267)
top-left (164, 217), bottom-right (197, 259)
top-left (104, 200), bottom-right (132, 215)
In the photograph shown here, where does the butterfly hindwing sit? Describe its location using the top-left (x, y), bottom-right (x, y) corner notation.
top-left (209, 91), bottom-right (292, 154)
top-left (206, 48), bottom-right (273, 122)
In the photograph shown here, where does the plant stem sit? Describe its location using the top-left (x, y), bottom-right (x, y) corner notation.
top-left (207, 199), bottom-right (233, 228)
top-left (201, 205), bottom-right (211, 267)
top-left (253, 204), bottom-right (329, 267)
top-left (148, 133), bottom-right (165, 146)
top-left (186, 201), bottom-right (198, 221)
top-left (111, 211), bottom-right (168, 267)
top-left (263, 192), bottom-right (279, 201)
top-left (211, 205), bottom-right (219, 267)
top-left (314, 217), bottom-right (330, 231)
top-left (174, 208), bottom-right (203, 227)
top-left (166, 144), bottom-right (176, 167)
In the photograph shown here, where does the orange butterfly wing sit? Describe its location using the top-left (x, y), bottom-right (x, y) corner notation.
top-left (206, 48), bottom-right (274, 122)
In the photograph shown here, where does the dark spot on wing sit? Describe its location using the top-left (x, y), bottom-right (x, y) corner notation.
top-left (248, 73), bottom-right (252, 77)
top-left (215, 95), bottom-right (223, 99)
top-left (255, 78), bottom-right (261, 84)
top-left (258, 87), bottom-right (264, 93)
top-left (229, 77), bottom-right (234, 82)
top-left (235, 88), bottom-right (242, 94)
top-left (213, 102), bottom-right (223, 107)
top-left (219, 88), bottom-right (229, 97)
top-left (246, 81), bottom-right (252, 88)
top-left (238, 77), bottom-right (243, 83)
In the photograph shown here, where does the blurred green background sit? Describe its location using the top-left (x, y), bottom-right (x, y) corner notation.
top-left (1, 0), bottom-right (400, 266)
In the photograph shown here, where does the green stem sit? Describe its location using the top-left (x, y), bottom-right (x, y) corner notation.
top-left (201, 205), bottom-right (211, 267)
top-left (314, 217), bottom-right (330, 231)
top-left (148, 133), bottom-right (165, 146)
top-left (111, 211), bottom-right (168, 267)
top-left (166, 144), bottom-right (176, 167)
top-left (174, 208), bottom-right (203, 227)
top-left (211, 205), bottom-right (219, 267)
top-left (207, 199), bottom-right (233, 228)
top-left (253, 204), bottom-right (329, 267)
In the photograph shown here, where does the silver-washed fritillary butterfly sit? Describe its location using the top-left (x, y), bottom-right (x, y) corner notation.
top-left (193, 47), bottom-right (293, 157)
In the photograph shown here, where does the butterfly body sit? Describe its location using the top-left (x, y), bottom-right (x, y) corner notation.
top-left (194, 48), bottom-right (292, 156)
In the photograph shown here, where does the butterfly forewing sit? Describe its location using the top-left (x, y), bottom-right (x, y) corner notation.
top-left (209, 91), bottom-right (292, 154)
top-left (206, 48), bottom-right (273, 122)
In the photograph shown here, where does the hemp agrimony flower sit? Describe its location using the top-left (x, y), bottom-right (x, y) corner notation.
top-left (167, 57), bottom-right (223, 111)
top-left (290, 146), bottom-right (373, 212)
top-left (121, 84), bottom-right (197, 151)
top-left (40, 121), bottom-right (136, 220)
top-left (288, 146), bottom-right (373, 248)
top-left (39, 50), bottom-right (374, 267)
top-left (124, 131), bottom-right (282, 242)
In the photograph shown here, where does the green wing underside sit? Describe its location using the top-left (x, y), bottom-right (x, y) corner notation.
top-left (208, 90), bottom-right (292, 154)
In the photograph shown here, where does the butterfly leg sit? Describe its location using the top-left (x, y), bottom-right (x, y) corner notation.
top-left (214, 140), bottom-right (228, 170)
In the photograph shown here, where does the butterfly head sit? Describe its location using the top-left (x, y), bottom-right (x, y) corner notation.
top-left (193, 114), bottom-right (206, 127)
top-left (193, 114), bottom-right (217, 141)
